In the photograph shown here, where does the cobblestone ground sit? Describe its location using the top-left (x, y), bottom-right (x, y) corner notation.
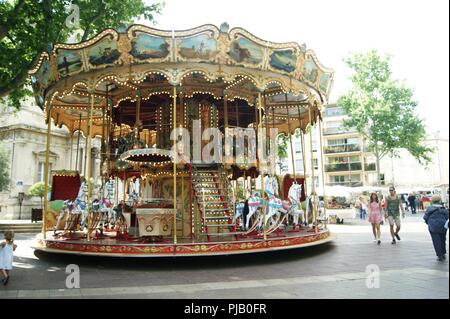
top-left (0, 212), bottom-right (448, 299)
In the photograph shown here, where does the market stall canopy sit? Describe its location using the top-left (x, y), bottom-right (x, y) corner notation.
top-left (29, 23), bottom-right (334, 136)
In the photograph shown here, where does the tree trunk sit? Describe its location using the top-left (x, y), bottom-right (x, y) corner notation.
top-left (375, 145), bottom-right (381, 186)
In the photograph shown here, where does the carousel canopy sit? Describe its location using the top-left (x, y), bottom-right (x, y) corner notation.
top-left (29, 23), bottom-right (334, 136)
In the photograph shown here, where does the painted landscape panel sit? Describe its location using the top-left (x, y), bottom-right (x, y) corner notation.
top-left (269, 49), bottom-right (297, 73)
top-left (131, 33), bottom-right (170, 60)
top-left (36, 60), bottom-right (52, 86)
top-left (303, 58), bottom-right (319, 83)
top-left (228, 37), bottom-right (263, 65)
top-left (89, 38), bottom-right (120, 66)
top-left (179, 33), bottom-right (217, 60)
top-left (57, 50), bottom-right (82, 76)
top-left (319, 73), bottom-right (331, 93)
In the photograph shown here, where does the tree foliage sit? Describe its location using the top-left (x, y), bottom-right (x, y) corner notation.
top-left (28, 181), bottom-right (51, 208)
top-left (0, 0), bottom-right (164, 110)
top-left (337, 50), bottom-right (433, 165)
top-left (0, 144), bottom-right (9, 191)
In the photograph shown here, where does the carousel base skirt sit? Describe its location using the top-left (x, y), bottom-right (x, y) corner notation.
top-left (33, 228), bottom-right (335, 257)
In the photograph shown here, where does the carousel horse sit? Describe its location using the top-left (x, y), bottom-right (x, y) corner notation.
top-left (245, 192), bottom-right (262, 230)
top-left (88, 199), bottom-right (104, 234)
top-left (232, 201), bottom-right (245, 229)
top-left (75, 180), bottom-right (88, 227)
top-left (54, 200), bottom-right (71, 233)
top-left (259, 195), bottom-right (283, 229)
top-left (287, 182), bottom-right (305, 227)
top-left (102, 178), bottom-right (116, 226)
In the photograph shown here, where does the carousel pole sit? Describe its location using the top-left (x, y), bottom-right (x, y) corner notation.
top-left (75, 113), bottom-right (81, 171)
top-left (258, 92), bottom-right (267, 241)
top-left (42, 104), bottom-right (52, 239)
top-left (318, 117), bottom-right (327, 229)
top-left (83, 120), bottom-right (89, 176)
top-left (86, 87), bottom-right (96, 241)
top-left (285, 93), bottom-right (296, 180)
top-left (172, 86), bottom-right (178, 244)
top-left (179, 92), bottom-right (185, 238)
top-left (101, 94), bottom-right (106, 185)
top-left (308, 106), bottom-right (318, 230)
top-left (298, 106), bottom-right (308, 197)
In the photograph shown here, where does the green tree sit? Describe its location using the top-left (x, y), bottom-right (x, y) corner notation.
top-left (0, 0), bottom-right (164, 109)
top-left (0, 144), bottom-right (9, 191)
top-left (337, 50), bottom-right (433, 185)
top-left (28, 181), bottom-right (52, 208)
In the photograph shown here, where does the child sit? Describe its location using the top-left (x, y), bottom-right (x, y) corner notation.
top-left (0, 230), bottom-right (17, 285)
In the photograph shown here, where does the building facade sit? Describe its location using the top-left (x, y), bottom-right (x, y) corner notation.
top-left (380, 133), bottom-right (449, 188)
top-left (0, 99), bottom-right (101, 219)
top-left (321, 104), bottom-right (378, 187)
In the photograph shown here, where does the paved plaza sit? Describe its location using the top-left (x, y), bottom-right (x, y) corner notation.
top-left (0, 212), bottom-right (448, 299)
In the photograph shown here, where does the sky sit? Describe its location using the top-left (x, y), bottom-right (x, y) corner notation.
top-left (142, 0), bottom-right (449, 138)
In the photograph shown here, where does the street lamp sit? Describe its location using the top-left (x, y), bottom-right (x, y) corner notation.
top-left (18, 192), bottom-right (25, 220)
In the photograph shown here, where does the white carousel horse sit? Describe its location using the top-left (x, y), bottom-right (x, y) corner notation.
top-left (288, 182), bottom-right (305, 226)
top-left (126, 178), bottom-right (140, 207)
top-left (259, 195), bottom-right (282, 228)
top-left (232, 202), bottom-right (245, 228)
top-left (102, 179), bottom-right (116, 225)
top-left (264, 175), bottom-right (279, 197)
top-left (74, 181), bottom-right (88, 227)
top-left (245, 192), bottom-right (262, 230)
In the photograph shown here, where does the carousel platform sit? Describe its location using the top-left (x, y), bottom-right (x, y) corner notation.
top-left (32, 228), bottom-right (334, 257)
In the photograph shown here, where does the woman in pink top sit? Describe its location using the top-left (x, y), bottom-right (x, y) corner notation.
top-left (368, 192), bottom-right (383, 245)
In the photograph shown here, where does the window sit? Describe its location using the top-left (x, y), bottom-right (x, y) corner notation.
top-left (313, 158), bottom-right (318, 169)
top-left (37, 162), bottom-right (52, 183)
top-left (295, 159), bottom-right (303, 172)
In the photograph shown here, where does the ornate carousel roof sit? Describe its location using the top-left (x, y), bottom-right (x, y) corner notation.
top-left (29, 23), bottom-right (334, 136)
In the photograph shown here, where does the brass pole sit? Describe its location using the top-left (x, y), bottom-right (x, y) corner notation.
top-left (298, 106), bottom-right (308, 196)
top-left (258, 92), bottom-right (266, 240)
top-left (308, 106), bottom-right (318, 228)
top-left (173, 86), bottom-right (177, 244)
top-left (42, 105), bottom-right (52, 239)
top-left (224, 94), bottom-right (229, 129)
top-left (75, 113), bottom-right (81, 171)
top-left (83, 123), bottom-right (88, 176)
top-left (86, 91), bottom-right (95, 241)
top-left (285, 93), bottom-right (296, 180)
top-left (318, 117), bottom-right (327, 229)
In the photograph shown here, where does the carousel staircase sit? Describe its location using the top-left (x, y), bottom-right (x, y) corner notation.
top-left (192, 164), bottom-right (236, 241)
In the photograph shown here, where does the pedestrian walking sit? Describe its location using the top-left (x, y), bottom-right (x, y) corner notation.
top-left (0, 230), bottom-right (17, 286)
top-left (383, 186), bottom-right (405, 244)
top-left (359, 196), bottom-right (367, 220)
top-left (408, 193), bottom-right (417, 214)
top-left (423, 195), bottom-right (449, 262)
top-left (368, 192), bottom-right (383, 245)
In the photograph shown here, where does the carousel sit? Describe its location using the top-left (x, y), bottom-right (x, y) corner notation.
top-left (30, 23), bottom-right (335, 257)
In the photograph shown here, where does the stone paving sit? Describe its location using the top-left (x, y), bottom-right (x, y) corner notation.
top-left (0, 212), bottom-right (448, 299)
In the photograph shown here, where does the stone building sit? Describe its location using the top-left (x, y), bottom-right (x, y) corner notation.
top-left (0, 98), bottom-right (101, 219)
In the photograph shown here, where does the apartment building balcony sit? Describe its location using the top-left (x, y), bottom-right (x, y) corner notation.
top-left (324, 144), bottom-right (360, 154)
top-left (325, 162), bottom-right (362, 172)
top-left (364, 163), bottom-right (377, 171)
top-left (323, 127), bottom-right (358, 135)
